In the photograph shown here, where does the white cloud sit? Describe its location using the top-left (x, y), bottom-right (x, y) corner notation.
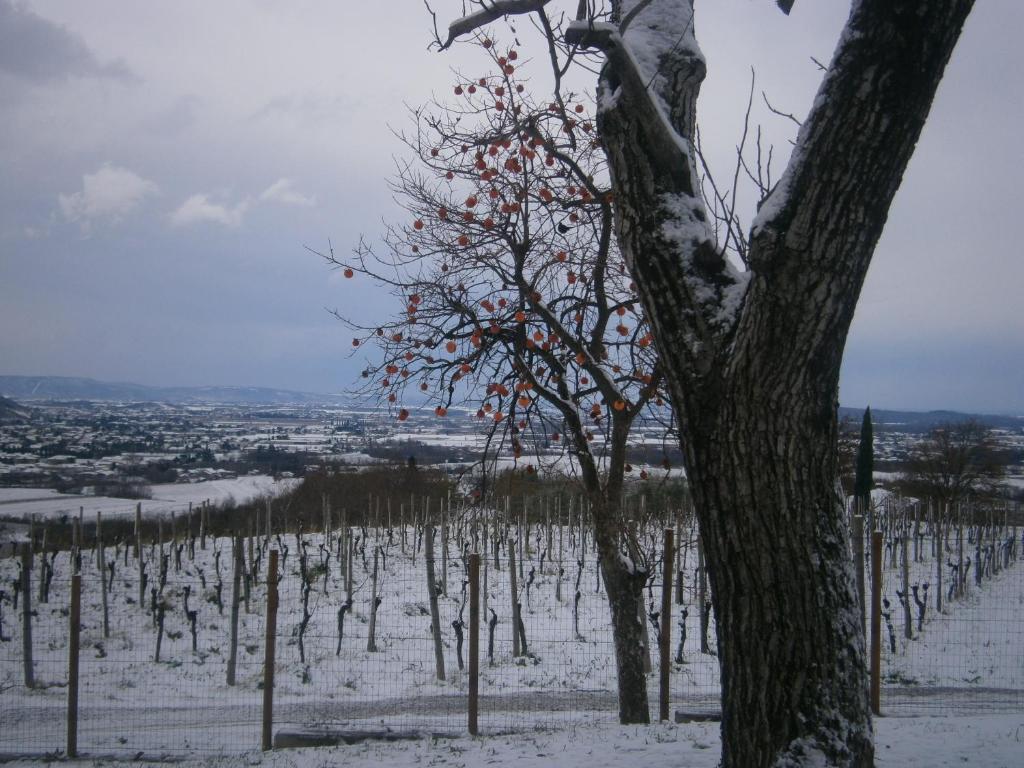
top-left (58, 164), bottom-right (158, 226)
top-left (259, 178), bottom-right (315, 207)
top-left (170, 194), bottom-right (248, 228)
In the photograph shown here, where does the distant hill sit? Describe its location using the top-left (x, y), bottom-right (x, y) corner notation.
top-left (0, 395), bottom-right (31, 423)
top-left (1, 376), bottom-right (1019, 425)
top-left (0, 376), bottom-right (347, 406)
top-left (837, 406), bottom-right (1024, 433)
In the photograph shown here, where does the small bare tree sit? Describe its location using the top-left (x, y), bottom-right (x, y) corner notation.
top-left (321, 39), bottom-right (674, 722)
top-left (900, 419), bottom-right (1006, 507)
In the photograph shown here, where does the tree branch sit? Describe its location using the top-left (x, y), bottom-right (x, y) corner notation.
top-left (439, 0), bottom-right (554, 50)
top-left (745, 0), bottom-right (975, 363)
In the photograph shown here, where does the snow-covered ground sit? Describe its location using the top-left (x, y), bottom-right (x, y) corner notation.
top-left (0, 715), bottom-right (1021, 767)
top-left (0, 475), bottom-right (299, 523)
top-left (1, 522), bottom-right (1020, 763)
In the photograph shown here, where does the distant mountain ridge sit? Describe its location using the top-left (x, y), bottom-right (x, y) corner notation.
top-left (1, 376), bottom-right (1019, 427)
top-left (0, 376), bottom-right (347, 406)
top-left (837, 406), bottom-right (1023, 432)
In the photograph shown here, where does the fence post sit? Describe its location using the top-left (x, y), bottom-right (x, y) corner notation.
top-left (508, 540), bottom-right (520, 657)
top-left (468, 553), bottom-right (480, 736)
top-left (227, 535), bottom-right (243, 686)
top-left (870, 530), bottom-right (882, 716)
top-left (660, 528), bottom-right (674, 722)
top-left (67, 569), bottom-right (81, 758)
top-left (367, 546), bottom-right (380, 653)
top-left (852, 515), bottom-right (865, 637)
top-left (424, 525), bottom-right (446, 681)
top-left (20, 542), bottom-right (34, 688)
top-left (97, 511), bottom-right (110, 639)
top-left (697, 534), bottom-right (709, 654)
top-left (935, 505), bottom-right (945, 613)
top-left (901, 532), bottom-right (912, 639)
top-left (136, 505), bottom-right (145, 612)
top-left (262, 549), bottom-right (279, 751)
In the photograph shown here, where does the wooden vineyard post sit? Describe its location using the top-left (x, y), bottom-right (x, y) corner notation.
top-left (97, 511), bottom-right (110, 638)
top-left (262, 549), bottom-right (279, 751)
top-left (660, 528), bottom-right (674, 722)
top-left (935, 507), bottom-right (944, 614)
top-left (134, 502), bottom-right (142, 558)
top-left (556, 509), bottom-right (564, 602)
top-left (366, 546), bottom-right (380, 652)
top-left (424, 525), bottom-right (446, 681)
top-left (21, 543), bottom-right (34, 688)
top-left (870, 530), bottom-right (883, 716)
top-left (136, 504), bottom-right (145, 612)
top-left (468, 553), bottom-right (480, 736)
top-left (674, 512), bottom-right (683, 606)
top-left (901, 533), bottom-right (912, 639)
top-left (441, 504), bottom-right (448, 598)
top-left (227, 535), bottom-right (243, 686)
top-left (38, 529), bottom-right (47, 604)
top-left (508, 540), bottom-right (520, 657)
top-left (852, 515), bottom-right (866, 636)
top-left (67, 569), bottom-right (81, 758)
top-left (482, 545), bottom-right (489, 629)
top-left (697, 534), bottom-right (709, 654)
top-left (346, 533), bottom-right (354, 603)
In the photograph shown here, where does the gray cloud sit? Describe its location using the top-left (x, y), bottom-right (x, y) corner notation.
top-left (170, 193), bottom-right (249, 228)
top-left (58, 164), bottom-right (158, 229)
top-left (259, 178), bottom-right (315, 207)
top-left (0, 0), bottom-right (134, 83)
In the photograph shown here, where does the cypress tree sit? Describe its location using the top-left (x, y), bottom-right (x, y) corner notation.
top-left (854, 407), bottom-right (874, 525)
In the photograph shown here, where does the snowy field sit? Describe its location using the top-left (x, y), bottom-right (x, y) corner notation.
top-left (1, 519), bottom-right (1021, 762)
top-left (0, 714), bottom-right (1021, 767)
top-left (0, 475), bottom-right (299, 523)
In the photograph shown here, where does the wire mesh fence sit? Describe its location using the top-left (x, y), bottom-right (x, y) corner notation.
top-left (868, 499), bottom-right (1024, 716)
top-left (1, 498), bottom-right (1020, 758)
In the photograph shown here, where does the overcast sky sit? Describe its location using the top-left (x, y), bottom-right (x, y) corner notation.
top-left (1, 1), bottom-right (1021, 415)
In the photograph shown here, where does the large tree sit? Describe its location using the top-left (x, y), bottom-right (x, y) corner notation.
top-left (325, 42), bottom-right (672, 722)
top-left (434, 1), bottom-right (975, 766)
top-left (900, 419), bottom-right (1005, 508)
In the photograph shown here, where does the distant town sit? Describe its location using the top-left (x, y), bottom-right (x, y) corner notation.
top-left (0, 375), bottom-right (1022, 530)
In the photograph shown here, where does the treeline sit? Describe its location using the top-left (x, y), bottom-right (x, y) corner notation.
top-left (27, 463), bottom-right (692, 554)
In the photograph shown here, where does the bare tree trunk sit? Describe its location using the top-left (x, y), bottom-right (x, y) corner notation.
top-left (590, 495), bottom-right (649, 724)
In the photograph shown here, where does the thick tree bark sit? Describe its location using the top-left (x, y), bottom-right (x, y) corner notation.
top-left (436, 0), bottom-right (973, 762)
top-left (593, 1), bottom-right (974, 765)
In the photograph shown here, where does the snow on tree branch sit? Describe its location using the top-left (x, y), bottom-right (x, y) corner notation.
top-left (436, 0), bottom-right (554, 50)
